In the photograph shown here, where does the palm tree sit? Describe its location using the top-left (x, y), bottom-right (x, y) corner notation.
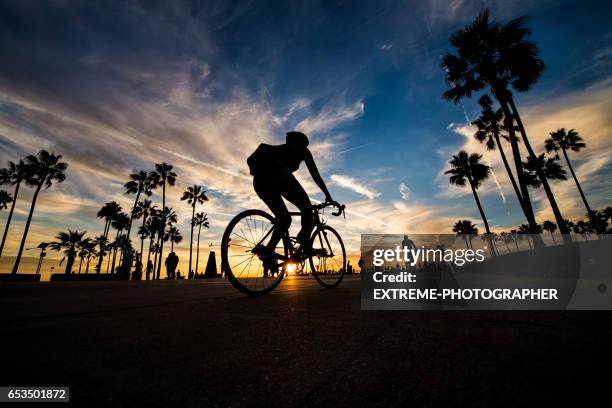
top-left (452, 219), bottom-right (478, 249)
top-left (545, 128), bottom-right (591, 214)
top-left (0, 190), bottom-right (12, 211)
top-left (165, 226), bottom-right (183, 252)
top-left (95, 201), bottom-right (122, 273)
top-left (517, 224), bottom-right (533, 249)
top-left (89, 237), bottom-right (105, 273)
top-left (11, 151), bottom-right (67, 274)
top-left (193, 212), bottom-right (210, 275)
top-left (149, 163), bottom-right (177, 281)
top-left (76, 237), bottom-right (96, 274)
top-left (441, 9), bottom-right (569, 236)
top-left (48, 230), bottom-right (87, 274)
top-left (473, 95), bottom-right (524, 211)
top-left (143, 210), bottom-right (162, 279)
top-left (110, 212), bottom-right (129, 274)
top-left (522, 154), bottom-right (567, 227)
top-left (574, 220), bottom-right (593, 241)
top-left (181, 185), bottom-right (208, 277)
top-left (133, 199), bottom-right (155, 262)
top-left (604, 207), bottom-right (612, 222)
top-left (445, 151), bottom-right (496, 255)
top-left (586, 210), bottom-right (608, 236)
top-left (0, 160), bottom-right (30, 257)
top-left (123, 171), bottom-right (153, 252)
top-left (542, 220), bottom-right (557, 244)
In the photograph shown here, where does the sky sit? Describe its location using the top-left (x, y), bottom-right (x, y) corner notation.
top-left (0, 0), bottom-right (611, 275)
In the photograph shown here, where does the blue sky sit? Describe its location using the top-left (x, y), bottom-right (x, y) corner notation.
top-left (0, 0), bottom-right (611, 271)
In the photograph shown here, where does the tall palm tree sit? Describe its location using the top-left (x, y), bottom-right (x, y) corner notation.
top-left (149, 163), bottom-right (177, 281)
top-left (48, 230), bottom-right (87, 274)
top-left (542, 220), bottom-right (557, 244)
top-left (545, 128), bottom-right (591, 214)
top-left (445, 151), bottom-right (496, 255)
top-left (0, 190), bottom-right (12, 211)
top-left (181, 185), bottom-right (208, 277)
top-left (123, 171), bottom-right (153, 251)
top-left (522, 154), bottom-right (567, 224)
top-left (165, 226), bottom-right (183, 252)
top-left (110, 212), bottom-right (129, 274)
top-left (193, 212), bottom-right (210, 275)
top-left (0, 160), bottom-right (30, 257)
top-left (452, 219), bottom-right (478, 249)
top-left (11, 151), bottom-right (67, 274)
top-left (473, 95), bottom-right (524, 211)
top-left (143, 210), bottom-right (162, 279)
top-left (95, 201), bottom-right (122, 273)
top-left (441, 10), bottom-right (569, 237)
top-left (133, 199), bottom-right (155, 262)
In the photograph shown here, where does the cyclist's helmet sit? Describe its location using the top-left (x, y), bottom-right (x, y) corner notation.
top-left (286, 131), bottom-right (309, 147)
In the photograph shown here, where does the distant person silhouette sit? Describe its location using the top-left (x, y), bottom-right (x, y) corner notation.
top-left (248, 131), bottom-right (338, 269)
top-left (402, 234), bottom-right (416, 270)
top-left (146, 259), bottom-right (153, 280)
top-left (165, 251), bottom-right (179, 279)
top-left (358, 257), bottom-right (365, 273)
top-left (133, 257), bottom-right (142, 280)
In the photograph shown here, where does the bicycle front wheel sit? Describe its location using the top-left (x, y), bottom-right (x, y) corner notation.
top-left (221, 209), bottom-right (289, 296)
top-left (309, 225), bottom-right (346, 288)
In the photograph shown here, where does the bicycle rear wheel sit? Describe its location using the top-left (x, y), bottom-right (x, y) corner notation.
top-left (221, 209), bottom-right (289, 296)
top-left (309, 225), bottom-right (346, 288)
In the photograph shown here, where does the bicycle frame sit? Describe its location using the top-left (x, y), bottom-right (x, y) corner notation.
top-left (253, 207), bottom-right (335, 265)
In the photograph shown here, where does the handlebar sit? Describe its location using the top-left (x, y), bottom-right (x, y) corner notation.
top-left (312, 201), bottom-right (346, 218)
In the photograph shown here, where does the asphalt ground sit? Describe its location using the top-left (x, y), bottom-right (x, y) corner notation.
top-left (1, 275), bottom-right (610, 407)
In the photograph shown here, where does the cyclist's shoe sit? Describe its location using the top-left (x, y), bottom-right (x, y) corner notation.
top-left (262, 256), bottom-right (279, 277)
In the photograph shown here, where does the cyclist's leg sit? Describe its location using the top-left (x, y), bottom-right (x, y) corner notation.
top-left (253, 176), bottom-right (291, 253)
top-left (280, 174), bottom-right (312, 248)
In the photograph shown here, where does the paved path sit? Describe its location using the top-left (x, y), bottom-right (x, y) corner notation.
top-left (1, 276), bottom-right (610, 407)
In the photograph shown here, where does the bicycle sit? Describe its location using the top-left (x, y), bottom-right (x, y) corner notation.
top-left (221, 201), bottom-right (346, 296)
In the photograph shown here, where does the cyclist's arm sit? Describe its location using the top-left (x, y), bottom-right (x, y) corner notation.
top-left (304, 149), bottom-right (332, 201)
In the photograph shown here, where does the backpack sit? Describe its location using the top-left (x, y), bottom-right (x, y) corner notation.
top-left (247, 143), bottom-right (274, 176)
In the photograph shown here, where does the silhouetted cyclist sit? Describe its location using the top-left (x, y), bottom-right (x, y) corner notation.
top-left (248, 131), bottom-right (339, 267)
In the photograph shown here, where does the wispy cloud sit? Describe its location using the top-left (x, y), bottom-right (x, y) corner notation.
top-left (296, 99), bottom-right (364, 135)
top-left (399, 182), bottom-right (411, 200)
top-left (330, 174), bottom-right (380, 200)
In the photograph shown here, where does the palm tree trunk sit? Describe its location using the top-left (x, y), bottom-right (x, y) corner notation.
top-left (146, 235), bottom-right (154, 278)
top-left (111, 228), bottom-right (121, 274)
top-left (0, 181), bottom-right (20, 257)
top-left (195, 224), bottom-right (202, 275)
top-left (494, 133), bottom-right (524, 209)
top-left (498, 101), bottom-right (539, 229)
top-left (11, 182), bottom-right (43, 274)
top-left (188, 204), bottom-right (195, 277)
top-left (468, 178), bottom-right (497, 256)
top-left (507, 97), bottom-right (570, 239)
top-left (65, 253), bottom-right (75, 274)
top-left (561, 148), bottom-right (592, 214)
top-left (157, 182), bottom-right (166, 280)
top-left (126, 192), bottom-right (140, 246)
top-left (86, 257), bottom-right (91, 273)
top-left (139, 214), bottom-right (147, 262)
top-left (550, 232), bottom-right (556, 245)
top-left (154, 235), bottom-right (161, 280)
top-left (96, 219), bottom-right (110, 273)
top-left (106, 248), bottom-right (111, 273)
top-left (78, 256), bottom-right (84, 273)
top-left (513, 237), bottom-right (519, 251)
